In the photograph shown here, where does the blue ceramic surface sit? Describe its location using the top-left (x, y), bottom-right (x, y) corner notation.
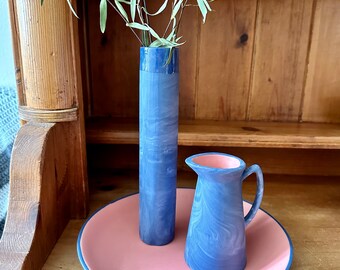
top-left (185, 152), bottom-right (264, 270)
top-left (139, 47), bottom-right (179, 245)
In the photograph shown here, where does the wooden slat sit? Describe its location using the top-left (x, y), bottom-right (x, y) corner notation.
top-left (178, 7), bottom-right (199, 119)
top-left (86, 144), bottom-right (340, 176)
top-left (87, 1), bottom-right (140, 118)
top-left (86, 118), bottom-right (138, 144)
top-left (248, 0), bottom-right (314, 121)
top-left (302, 0), bottom-right (340, 123)
top-left (68, 1), bottom-right (89, 218)
top-left (196, 0), bottom-right (257, 120)
top-left (85, 118), bottom-right (340, 149)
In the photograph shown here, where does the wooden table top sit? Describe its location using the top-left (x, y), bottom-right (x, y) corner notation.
top-left (43, 172), bottom-right (340, 269)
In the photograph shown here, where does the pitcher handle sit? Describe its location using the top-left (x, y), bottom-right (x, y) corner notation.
top-left (241, 164), bottom-right (264, 226)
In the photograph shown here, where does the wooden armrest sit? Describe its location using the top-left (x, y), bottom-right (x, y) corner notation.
top-left (0, 122), bottom-right (71, 269)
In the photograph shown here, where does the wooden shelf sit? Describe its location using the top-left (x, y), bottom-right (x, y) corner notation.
top-left (86, 118), bottom-right (340, 149)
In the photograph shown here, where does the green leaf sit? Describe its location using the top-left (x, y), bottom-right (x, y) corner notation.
top-left (126, 22), bottom-right (149, 31)
top-left (149, 40), bottom-right (163, 47)
top-left (130, 0), bottom-right (136, 21)
top-left (171, 0), bottom-right (183, 20)
top-left (67, 0), bottom-right (79, 19)
top-left (202, 0), bottom-right (212, 11)
top-left (159, 38), bottom-right (176, 47)
top-left (142, 0), bottom-right (169, 16)
top-left (100, 0), bottom-right (107, 33)
top-left (150, 37), bottom-right (184, 48)
top-left (117, 0), bottom-right (131, 4)
top-left (196, 0), bottom-right (207, 23)
top-left (172, 17), bottom-right (177, 30)
top-left (115, 0), bottom-right (129, 22)
top-left (166, 28), bottom-right (175, 41)
top-left (176, 36), bottom-right (183, 42)
top-left (147, 25), bottom-right (162, 41)
top-left (142, 30), bottom-right (150, 47)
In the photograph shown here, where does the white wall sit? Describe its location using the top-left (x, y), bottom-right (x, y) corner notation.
top-left (0, 1), bottom-right (16, 89)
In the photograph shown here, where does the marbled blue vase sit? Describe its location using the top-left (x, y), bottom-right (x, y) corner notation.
top-left (185, 152), bottom-right (264, 270)
top-left (139, 47), bottom-right (179, 246)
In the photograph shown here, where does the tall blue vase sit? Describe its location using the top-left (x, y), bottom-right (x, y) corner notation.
top-left (139, 47), bottom-right (179, 245)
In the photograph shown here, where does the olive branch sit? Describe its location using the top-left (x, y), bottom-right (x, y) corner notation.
top-left (41, 0), bottom-right (213, 48)
top-left (99, 0), bottom-right (213, 48)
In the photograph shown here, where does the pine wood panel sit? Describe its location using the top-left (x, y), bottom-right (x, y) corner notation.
top-left (86, 144), bottom-right (340, 176)
top-left (302, 0), bottom-right (340, 123)
top-left (196, 0), bottom-right (257, 120)
top-left (143, 1), bottom-right (200, 119)
top-left (87, 1), bottom-right (199, 119)
top-left (248, 0), bottom-right (314, 121)
top-left (178, 7), bottom-right (199, 119)
top-left (67, 5), bottom-right (90, 218)
top-left (85, 118), bottom-right (340, 149)
top-left (57, 121), bottom-right (89, 219)
top-left (43, 173), bottom-right (340, 269)
top-left (177, 146), bottom-right (340, 176)
top-left (87, 1), bottom-right (140, 117)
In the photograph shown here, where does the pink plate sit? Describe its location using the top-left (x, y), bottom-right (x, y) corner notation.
top-left (78, 189), bottom-right (293, 270)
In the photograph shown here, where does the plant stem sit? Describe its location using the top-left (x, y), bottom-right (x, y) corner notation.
top-left (174, 0), bottom-right (188, 38)
top-left (136, 5), bottom-right (149, 46)
top-left (107, 0), bottom-right (144, 45)
top-left (136, 0), bottom-right (144, 24)
top-left (163, 0), bottom-right (176, 38)
top-left (142, 0), bottom-right (152, 42)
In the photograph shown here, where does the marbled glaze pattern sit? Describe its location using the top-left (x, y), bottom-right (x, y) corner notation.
top-left (185, 153), bottom-right (264, 270)
top-left (139, 47), bottom-right (179, 246)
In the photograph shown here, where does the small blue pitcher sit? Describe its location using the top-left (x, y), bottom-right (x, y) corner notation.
top-left (185, 152), bottom-right (264, 270)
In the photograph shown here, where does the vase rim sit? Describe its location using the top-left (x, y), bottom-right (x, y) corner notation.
top-left (140, 46), bottom-right (179, 50)
top-left (185, 152), bottom-right (246, 172)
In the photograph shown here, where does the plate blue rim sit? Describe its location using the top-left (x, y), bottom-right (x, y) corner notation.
top-left (77, 188), bottom-right (294, 270)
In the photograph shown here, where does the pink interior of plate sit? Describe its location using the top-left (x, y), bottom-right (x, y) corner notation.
top-left (192, 154), bottom-right (240, 169)
top-left (79, 189), bottom-right (292, 270)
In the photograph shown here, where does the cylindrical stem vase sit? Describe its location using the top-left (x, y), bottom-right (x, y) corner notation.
top-left (139, 47), bottom-right (179, 245)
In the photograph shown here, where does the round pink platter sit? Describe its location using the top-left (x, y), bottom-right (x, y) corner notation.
top-left (77, 188), bottom-right (293, 270)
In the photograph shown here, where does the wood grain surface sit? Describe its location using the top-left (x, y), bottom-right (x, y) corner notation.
top-left (0, 123), bottom-right (64, 270)
top-left (196, 0), bottom-right (257, 120)
top-left (248, 0), bottom-right (314, 121)
top-left (177, 6), bottom-right (200, 119)
top-left (85, 118), bottom-right (340, 149)
top-left (43, 172), bottom-right (340, 269)
top-left (8, 0), bottom-right (25, 108)
top-left (11, 0), bottom-right (89, 218)
top-left (87, 0), bottom-right (140, 118)
top-left (14, 0), bottom-right (77, 110)
top-left (86, 143), bottom-right (340, 176)
top-left (83, 0), bottom-right (340, 123)
top-left (302, 0), bottom-right (340, 123)
top-left (0, 121), bottom-right (88, 269)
